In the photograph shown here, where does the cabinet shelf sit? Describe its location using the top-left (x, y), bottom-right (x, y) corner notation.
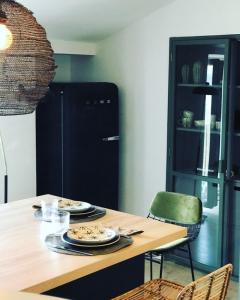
top-left (177, 83), bottom-right (222, 88)
top-left (178, 84), bottom-right (240, 89)
top-left (176, 127), bottom-right (220, 134)
top-left (177, 84), bottom-right (221, 95)
top-left (172, 170), bottom-right (220, 183)
top-left (233, 179), bottom-right (240, 186)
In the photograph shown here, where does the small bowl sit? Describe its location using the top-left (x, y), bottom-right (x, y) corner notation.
top-left (194, 120), bottom-right (205, 128)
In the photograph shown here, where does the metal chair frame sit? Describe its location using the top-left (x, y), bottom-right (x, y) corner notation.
top-left (146, 207), bottom-right (202, 281)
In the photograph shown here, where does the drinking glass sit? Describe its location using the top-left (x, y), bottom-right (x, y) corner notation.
top-left (51, 210), bottom-right (70, 235)
top-left (41, 198), bottom-right (58, 221)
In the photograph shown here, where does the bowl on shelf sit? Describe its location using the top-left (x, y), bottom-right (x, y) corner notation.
top-left (194, 120), bottom-right (205, 128)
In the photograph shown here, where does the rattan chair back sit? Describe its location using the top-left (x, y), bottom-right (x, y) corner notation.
top-left (176, 263), bottom-right (233, 300)
top-left (112, 264), bottom-right (233, 300)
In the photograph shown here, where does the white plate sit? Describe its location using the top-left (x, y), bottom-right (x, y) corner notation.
top-left (64, 227), bottom-right (117, 244)
top-left (58, 201), bottom-right (91, 212)
top-left (61, 232), bottom-right (120, 248)
top-left (69, 206), bottom-right (96, 216)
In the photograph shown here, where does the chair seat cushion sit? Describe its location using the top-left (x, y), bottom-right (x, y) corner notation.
top-left (151, 237), bottom-right (189, 251)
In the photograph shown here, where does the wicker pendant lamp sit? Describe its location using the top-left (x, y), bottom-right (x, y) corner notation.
top-left (0, 0), bottom-right (56, 115)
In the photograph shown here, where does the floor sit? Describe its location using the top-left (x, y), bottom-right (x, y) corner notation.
top-left (144, 259), bottom-right (239, 299)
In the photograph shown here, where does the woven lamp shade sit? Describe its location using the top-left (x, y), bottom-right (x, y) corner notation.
top-left (0, 0), bottom-right (56, 115)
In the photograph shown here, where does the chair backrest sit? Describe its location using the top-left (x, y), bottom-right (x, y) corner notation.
top-left (177, 264), bottom-right (233, 300)
top-left (150, 192), bottom-right (202, 224)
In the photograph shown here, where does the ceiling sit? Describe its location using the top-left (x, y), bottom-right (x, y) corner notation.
top-left (19, 0), bottom-right (175, 42)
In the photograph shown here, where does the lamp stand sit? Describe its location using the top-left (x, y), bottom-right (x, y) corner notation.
top-left (0, 131), bottom-right (8, 203)
top-left (4, 174), bottom-right (8, 203)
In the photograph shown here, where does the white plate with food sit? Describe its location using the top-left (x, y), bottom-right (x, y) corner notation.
top-left (63, 224), bottom-right (118, 245)
top-left (61, 232), bottom-right (120, 248)
top-left (58, 199), bottom-right (91, 212)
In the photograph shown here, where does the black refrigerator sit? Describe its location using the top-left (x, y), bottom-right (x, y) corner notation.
top-left (36, 82), bottom-right (119, 210)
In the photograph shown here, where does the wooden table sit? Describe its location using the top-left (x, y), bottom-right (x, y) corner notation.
top-left (0, 290), bottom-right (66, 300)
top-left (0, 195), bottom-right (186, 299)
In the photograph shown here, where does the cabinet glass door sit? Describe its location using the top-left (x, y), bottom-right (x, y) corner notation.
top-left (167, 38), bottom-right (231, 271)
top-left (172, 41), bottom-right (228, 178)
top-left (232, 41), bottom-right (240, 180)
top-left (173, 176), bottom-right (223, 268)
top-left (229, 40), bottom-right (240, 277)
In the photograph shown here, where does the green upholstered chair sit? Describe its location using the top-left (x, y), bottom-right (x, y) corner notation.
top-left (146, 191), bottom-right (202, 281)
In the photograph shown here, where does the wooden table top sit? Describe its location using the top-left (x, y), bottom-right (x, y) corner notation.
top-left (0, 195), bottom-right (186, 293)
top-left (0, 290), bottom-right (66, 300)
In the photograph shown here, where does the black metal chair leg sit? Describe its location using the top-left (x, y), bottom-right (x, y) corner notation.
top-left (187, 242), bottom-right (195, 281)
top-left (160, 254), bottom-right (164, 278)
top-left (150, 252), bottom-right (153, 280)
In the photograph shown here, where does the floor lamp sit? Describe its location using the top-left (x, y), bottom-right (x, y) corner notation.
top-left (0, 131), bottom-right (7, 203)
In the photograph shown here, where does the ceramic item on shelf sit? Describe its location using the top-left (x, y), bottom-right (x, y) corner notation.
top-left (215, 121), bottom-right (221, 130)
top-left (194, 120), bottom-right (205, 128)
top-left (193, 61), bottom-right (205, 84)
top-left (183, 110), bottom-right (194, 119)
top-left (211, 114), bottom-right (216, 129)
top-left (181, 64), bottom-right (190, 83)
top-left (182, 117), bottom-right (192, 128)
top-left (178, 110), bottom-right (194, 128)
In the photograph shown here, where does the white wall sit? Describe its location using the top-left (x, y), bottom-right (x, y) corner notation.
top-left (51, 39), bottom-right (96, 55)
top-left (54, 54), bottom-right (94, 82)
top-left (54, 55), bottom-right (72, 82)
top-left (87, 0), bottom-right (240, 216)
top-left (0, 113), bottom-right (36, 202)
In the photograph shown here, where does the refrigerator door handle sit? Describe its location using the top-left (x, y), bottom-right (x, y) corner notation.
top-left (102, 136), bottom-right (120, 142)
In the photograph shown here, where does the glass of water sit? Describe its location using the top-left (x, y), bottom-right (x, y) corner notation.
top-left (51, 210), bottom-right (70, 235)
top-left (41, 198), bottom-right (58, 221)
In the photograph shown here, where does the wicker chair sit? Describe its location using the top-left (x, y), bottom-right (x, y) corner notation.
top-left (112, 264), bottom-right (233, 300)
top-left (145, 192), bottom-right (202, 281)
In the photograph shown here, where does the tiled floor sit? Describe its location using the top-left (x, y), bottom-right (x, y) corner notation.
top-left (145, 260), bottom-right (239, 299)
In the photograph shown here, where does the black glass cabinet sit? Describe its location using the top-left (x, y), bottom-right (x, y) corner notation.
top-left (166, 35), bottom-right (240, 277)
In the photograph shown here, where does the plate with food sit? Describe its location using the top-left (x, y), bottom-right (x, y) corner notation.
top-left (63, 224), bottom-right (118, 245)
top-left (61, 232), bottom-right (120, 248)
top-left (58, 199), bottom-right (91, 212)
